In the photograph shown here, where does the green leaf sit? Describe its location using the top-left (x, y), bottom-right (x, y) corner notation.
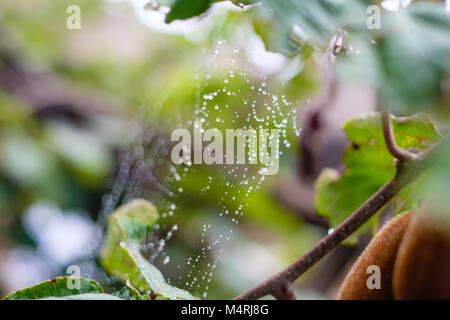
top-left (411, 141), bottom-right (450, 231)
top-left (315, 113), bottom-right (441, 243)
top-left (112, 280), bottom-right (149, 300)
top-left (252, 0), bottom-right (366, 56)
top-left (100, 199), bottom-right (195, 300)
top-left (337, 3), bottom-right (450, 114)
top-left (165, 0), bottom-right (214, 23)
top-left (377, 3), bottom-right (450, 114)
top-left (161, 0), bottom-right (254, 23)
top-left (40, 293), bottom-right (123, 300)
top-left (3, 277), bottom-right (103, 300)
top-left (251, 1), bottom-right (449, 113)
top-left (231, 0), bottom-right (258, 6)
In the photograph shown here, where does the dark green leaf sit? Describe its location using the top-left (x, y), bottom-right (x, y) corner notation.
top-left (165, 0), bottom-right (214, 23)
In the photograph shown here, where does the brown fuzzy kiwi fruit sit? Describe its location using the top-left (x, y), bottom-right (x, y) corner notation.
top-left (338, 213), bottom-right (413, 300)
top-left (392, 210), bottom-right (450, 299)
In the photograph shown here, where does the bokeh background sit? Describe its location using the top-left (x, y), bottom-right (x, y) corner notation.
top-left (0, 0), bottom-right (390, 299)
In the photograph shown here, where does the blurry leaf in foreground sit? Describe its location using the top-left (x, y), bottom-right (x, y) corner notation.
top-left (253, 0), bottom-right (365, 56)
top-left (376, 3), bottom-right (450, 114)
top-left (45, 122), bottom-right (112, 187)
top-left (3, 277), bottom-right (103, 300)
top-left (100, 199), bottom-right (195, 300)
top-left (1, 129), bottom-right (56, 188)
top-left (337, 3), bottom-right (450, 115)
top-left (414, 143), bottom-right (450, 230)
top-left (252, 0), bottom-right (450, 114)
top-left (315, 113), bottom-right (441, 243)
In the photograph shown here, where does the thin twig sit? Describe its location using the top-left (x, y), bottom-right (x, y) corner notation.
top-left (235, 129), bottom-right (448, 300)
top-left (381, 111), bottom-right (415, 162)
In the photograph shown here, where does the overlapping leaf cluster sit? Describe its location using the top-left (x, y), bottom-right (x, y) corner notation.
top-left (3, 200), bottom-right (195, 300)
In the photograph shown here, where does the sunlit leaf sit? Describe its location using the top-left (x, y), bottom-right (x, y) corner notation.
top-left (40, 293), bottom-right (123, 300)
top-left (3, 277), bottom-right (103, 300)
top-left (101, 199), bottom-right (195, 300)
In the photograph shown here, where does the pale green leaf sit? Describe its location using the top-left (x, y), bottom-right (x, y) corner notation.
top-left (100, 199), bottom-right (195, 300)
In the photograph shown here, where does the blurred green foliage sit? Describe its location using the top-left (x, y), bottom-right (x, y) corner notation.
top-left (2, 0), bottom-right (449, 300)
top-left (0, 0), bottom-right (321, 299)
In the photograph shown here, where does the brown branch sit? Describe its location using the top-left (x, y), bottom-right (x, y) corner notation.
top-left (235, 129), bottom-right (448, 300)
top-left (381, 111), bottom-right (416, 162)
top-left (272, 282), bottom-right (297, 300)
